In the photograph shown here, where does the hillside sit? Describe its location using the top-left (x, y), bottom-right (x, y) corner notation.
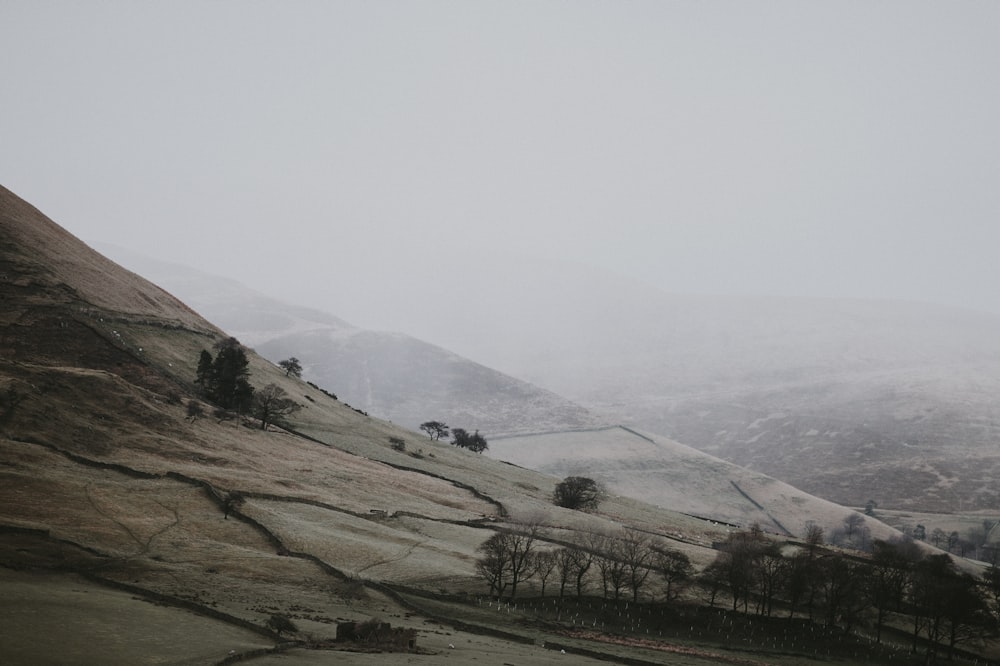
top-left (10, 185), bottom-right (999, 665)
top-left (332, 255), bottom-right (1000, 514)
top-left (95, 246), bottom-right (604, 437)
top-left (0, 185), bottom-right (696, 664)
top-left (100, 245), bottom-right (1000, 514)
top-left (489, 426), bottom-right (898, 541)
top-left (0, 185), bottom-right (887, 664)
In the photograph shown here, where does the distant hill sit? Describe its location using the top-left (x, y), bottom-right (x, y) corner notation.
top-left (96, 245), bottom-right (604, 437)
top-left (329, 254), bottom-right (1000, 514)
top-left (490, 426), bottom-right (869, 539)
top-left (535, 295), bottom-right (1000, 513)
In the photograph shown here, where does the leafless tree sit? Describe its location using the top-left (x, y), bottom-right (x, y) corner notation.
top-left (474, 523), bottom-right (541, 600)
top-left (654, 546), bottom-right (693, 602)
top-left (533, 549), bottom-right (558, 596)
top-left (252, 384), bottom-right (300, 430)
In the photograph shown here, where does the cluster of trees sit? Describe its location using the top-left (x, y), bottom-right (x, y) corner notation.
top-left (475, 519), bottom-right (1000, 661)
top-left (196, 337), bottom-right (255, 411)
top-left (919, 522), bottom-right (996, 559)
top-left (868, 512), bottom-right (995, 562)
top-left (194, 338), bottom-right (300, 430)
top-left (475, 523), bottom-right (692, 605)
top-left (702, 524), bottom-right (998, 660)
top-left (419, 421), bottom-right (488, 453)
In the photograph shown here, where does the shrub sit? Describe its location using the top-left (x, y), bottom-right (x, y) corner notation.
top-left (553, 476), bottom-right (605, 511)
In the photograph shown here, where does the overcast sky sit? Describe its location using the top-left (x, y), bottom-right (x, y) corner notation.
top-left (3, 1), bottom-right (1000, 333)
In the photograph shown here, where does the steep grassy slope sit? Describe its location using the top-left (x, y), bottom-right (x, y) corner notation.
top-left (3, 184), bottom-right (817, 665)
top-left (14, 185), bottom-right (983, 665)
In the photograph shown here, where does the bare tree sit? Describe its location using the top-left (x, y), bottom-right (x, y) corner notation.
top-left (755, 542), bottom-right (787, 617)
top-left (804, 522), bottom-right (825, 551)
top-left (844, 512), bottom-right (865, 538)
top-left (534, 550), bottom-right (558, 597)
top-left (619, 529), bottom-right (654, 602)
top-left (593, 534), bottom-right (629, 601)
top-left (474, 524), bottom-right (540, 600)
top-left (476, 532), bottom-right (513, 599)
top-left (654, 546), bottom-right (693, 602)
top-left (506, 524), bottom-right (540, 599)
top-left (553, 544), bottom-right (595, 598)
top-left (253, 384), bottom-right (301, 430)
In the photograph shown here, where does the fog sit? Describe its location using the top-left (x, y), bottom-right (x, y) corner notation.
top-left (3, 2), bottom-right (1000, 364)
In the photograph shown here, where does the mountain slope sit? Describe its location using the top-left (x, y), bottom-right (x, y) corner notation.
top-left (328, 254), bottom-right (1000, 513)
top-left (95, 245), bottom-right (603, 436)
top-left (1, 184), bottom-right (673, 663)
top-left (7, 184), bottom-right (909, 665)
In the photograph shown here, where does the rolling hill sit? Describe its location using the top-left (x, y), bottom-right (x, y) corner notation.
top-left (100, 245), bottom-right (1000, 515)
top-left (2, 184), bottom-right (926, 664)
top-left (319, 254), bottom-right (1000, 514)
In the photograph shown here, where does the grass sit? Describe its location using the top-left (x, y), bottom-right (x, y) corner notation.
top-left (2, 202), bottom-right (996, 665)
top-left (0, 568), bottom-right (272, 665)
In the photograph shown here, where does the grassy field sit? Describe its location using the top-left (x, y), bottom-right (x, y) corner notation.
top-left (0, 569), bottom-right (271, 665)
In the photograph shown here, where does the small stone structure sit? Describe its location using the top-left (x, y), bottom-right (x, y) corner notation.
top-left (337, 619), bottom-right (417, 651)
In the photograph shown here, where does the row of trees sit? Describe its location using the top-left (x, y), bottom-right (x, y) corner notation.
top-left (702, 526), bottom-right (997, 659)
top-left (475, 521), bottom-right (1000, 661)
top-left (419, 421), bottom-right (488, 453)
top-left (475, 523), bottom-right (692, 604)
top-left (194, 338), bottom-right (300, 430)
top-left (867, 509), bottom-right (996, 562)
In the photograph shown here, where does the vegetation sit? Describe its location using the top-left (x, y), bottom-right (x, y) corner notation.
top-left (185, 400), bottom-right (204, 421)
top-left (278, 357), bottom-right (302, 378)
top-left (475, 523), bottom-right (692, 605)
top-left (221, 491), bottom-right (245, 520)
top-left (195, 337), bottom-right (254, 411)
top-left (553, 476), bottom-right (605, 511)
top-left (389, 436), bottom-right (406, 452)
top-left (475, 525), bottom-right (540, 599)
top-left (251, 383), bottom-right (301, 430)
top-left (471, 520), bottom-right (1000, 663)
top-left (419, 420), bottom-right (449, 441)
top-left (451, 428), bottom-right (488, 453)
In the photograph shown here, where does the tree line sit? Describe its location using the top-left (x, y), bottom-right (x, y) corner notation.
top-left (475, 521), bottom-right (693, 605)
top-left (702, 524), bottom-right (999, 660)
top-left (475, 520), bottom-right (1000, 662)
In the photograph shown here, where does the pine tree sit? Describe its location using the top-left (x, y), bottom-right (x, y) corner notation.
top-left (197, 338), bottom-right (254, 410)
